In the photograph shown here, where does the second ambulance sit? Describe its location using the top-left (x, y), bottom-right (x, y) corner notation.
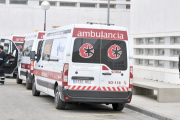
top-left (31, 24), bottom-right (133, 111)
top-left (17, 32), bottom-right (45, 89)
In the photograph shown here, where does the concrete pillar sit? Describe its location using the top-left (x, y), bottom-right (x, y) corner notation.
top-left (6, 0), bottom-right (10, 5)
top-left (77, 2), bottom-right (80, 8)
top-left (57, 1), bottom-right (60, 7)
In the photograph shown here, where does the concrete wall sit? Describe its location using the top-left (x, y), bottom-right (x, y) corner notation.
top-left (131, 0), bottom-right (180, 36)
top-left (131, 0), bottom-right (180, 84)
top-left (0, 4), bottom-right (130, 37)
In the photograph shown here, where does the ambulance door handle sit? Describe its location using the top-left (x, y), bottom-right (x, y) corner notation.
top-left (102, 73), bottom-right (111, 75)
top-left (41, 66), bottom-right (43, 68)
top-left (38, 65), bottom-right (40, 67)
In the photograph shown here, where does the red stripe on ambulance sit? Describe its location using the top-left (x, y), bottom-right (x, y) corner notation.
top-left (21, 63), bottom-right (30, 70)
top-left (68, 85), bottom-right (128, 91)
top-left (12, 36), bottom-right (25, 42)
top-left (33, 69), bottom-right (62, 81)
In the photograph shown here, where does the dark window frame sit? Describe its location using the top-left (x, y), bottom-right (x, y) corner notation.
top-left (72, 38), bottom-right (128, 70)
top-left (42, 39), bottom-right (53, 61)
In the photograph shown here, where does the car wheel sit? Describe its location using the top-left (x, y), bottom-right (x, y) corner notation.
top-left (32, 81), bottom-right (40, 96)
top-left (54, 87), bottom-right (66, 110)
top-left (112, 103), bottom-right (125, 111)
top-left (26, 74), bottom-right (32, 90)
top-left (16, 74), bottom-right (22, 84)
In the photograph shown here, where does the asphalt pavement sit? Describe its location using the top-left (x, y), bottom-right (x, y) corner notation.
top-left (0, 78), bottom-right (157, 120)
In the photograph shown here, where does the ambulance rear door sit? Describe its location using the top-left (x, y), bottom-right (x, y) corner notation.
top-left (99, 26), bottom-right (130, 98)
top-left (68, 25), bottom-right (102, 98)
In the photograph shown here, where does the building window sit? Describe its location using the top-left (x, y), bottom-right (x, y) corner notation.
top-left (10, 0), bottom-right (27, 4)
top-left (158, 49), bottom-right (164, 56)
top-left (99, 0), bottom-right (116, 1)
top-left (172, 62), bottom-right (178, 69)
top-left (147, 49), bottom-right (153, 55)
top-left (100, 4), bottom-right (115, 8)
top-left (158, 38), bottom-right (165, 44)
top-left (0, 0), bottom-right (5, 3)
top-left (136, 49), bottom-right (143, 55)
top-left (49, 1), bottom-right (56, 6)
top-left (157, 61), bottom-right (164, 67)
top-left (126, 4), bottom-right (130, 9)
top-left (60, 2), bottom-right (76, 7)
top-left (174, 37), bottom-right (180, 44)
top-left (147, 38), bottom-right (154, 44)
top-left (148, 60), bottom-right (153, 66)
top-left (80, 3), bottom-right (96, 8)
top-left (173, 49), bottom-right (180, 56)
top-left (136, 38), bottom-right (144, 45)
top-left (136, 59), bottom-right (143, 65)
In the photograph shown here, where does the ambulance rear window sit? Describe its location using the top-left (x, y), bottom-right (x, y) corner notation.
top-left (72, 38), bottom-right (100, 63)
top-left (101, 40), bottom-right (127, 70)
top-left (72, 38), bottom-right (127, 70)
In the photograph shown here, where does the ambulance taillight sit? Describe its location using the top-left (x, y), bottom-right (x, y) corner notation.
top-left (62, 63), bottom-right (69, 86)
top-left (129, 66), bottom-right (133, 91)
top-left (30, 61), bottom-right (34, 73)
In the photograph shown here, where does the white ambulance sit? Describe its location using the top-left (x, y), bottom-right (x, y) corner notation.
top-left (17, 32), bottom-right (45, 89)
top-left (31, 24), bottom-right (133, 111)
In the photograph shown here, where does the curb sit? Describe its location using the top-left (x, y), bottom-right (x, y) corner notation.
top-left (125, 104), bottom-right (173, 120)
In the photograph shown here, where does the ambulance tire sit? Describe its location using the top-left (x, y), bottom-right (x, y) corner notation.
top-left (112, 103), bottom-right (125, 111)
top-left (26, 74), bottom-right (32, 90)
top-left (54, 87), bottom-right (66, 110)
top-left (16, 74), bottom-right (22, 84)
top-left (32, 81), bottom-right (40, 96)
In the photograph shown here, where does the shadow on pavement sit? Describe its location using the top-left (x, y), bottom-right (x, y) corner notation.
top-left (38, 94), bottom-right (123, 113)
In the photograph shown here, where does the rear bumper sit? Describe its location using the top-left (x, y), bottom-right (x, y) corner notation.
top-left (59, 86), bottom-right (132, 104)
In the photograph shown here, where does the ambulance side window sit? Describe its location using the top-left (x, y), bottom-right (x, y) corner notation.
top-left (23, 40), bottom-right (33, 57)
top-left (37, 40), bottom-right (44, 62)
top-left (11, 42), bottom-right (17, 57)
top-left (3, 40), bottom-right (10, 54)
top-left (42, 39), bottom-right (53, 61)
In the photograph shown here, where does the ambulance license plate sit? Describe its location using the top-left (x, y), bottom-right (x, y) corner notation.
top-left (73, 80), bottom-right (91, 84)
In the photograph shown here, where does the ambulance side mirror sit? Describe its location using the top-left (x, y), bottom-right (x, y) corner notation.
top-left (30, 51), bottom-right (35, 61)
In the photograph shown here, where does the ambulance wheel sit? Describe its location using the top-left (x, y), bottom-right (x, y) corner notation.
top-left (112, 103), bottom-right (125, 111)
top-left (16, 74), bottom-right (22, 84)
top-left (32, 81), bottom-right (40, 96)
top-left (26, 74), bottom-right (32, 90)
top-left (54, 87), bottom-right (66, 110)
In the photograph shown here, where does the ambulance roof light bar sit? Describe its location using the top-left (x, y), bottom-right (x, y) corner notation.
top-left (87, 22), bottom-right (114, 26)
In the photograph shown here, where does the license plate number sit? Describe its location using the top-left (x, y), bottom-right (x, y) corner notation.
top-left (73, 80), bottom-right (91, 84)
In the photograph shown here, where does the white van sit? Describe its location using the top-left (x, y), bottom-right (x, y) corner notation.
top-left (17, 32), bottom-right (45, 89)
top-left (31, 24), bottom-right (133, 111)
